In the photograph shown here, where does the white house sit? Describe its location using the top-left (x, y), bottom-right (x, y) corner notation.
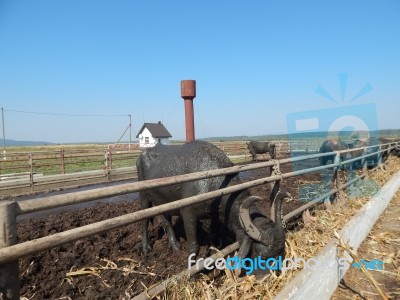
top-left (136, 121), bottom-right (172, 148)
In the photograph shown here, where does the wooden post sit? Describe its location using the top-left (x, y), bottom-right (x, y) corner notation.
top-left (331, 152), bottom-right (340, 190)
top-left (0, 201), bottom-right (19, 300)
top-left (104, 150), bottom-right (108, 170)
top-left (105, 150), bottom-right (111, 181)
top-left (361, 148), bottom-right (369, 180)
top-left (109, 149), bottom-right (113, 170)
top-left (61, 150), bottom-right (65, 174)
top-left (377, 145), bottom-right (383, 165)
top-left (29, 153), bottom-right (34, 191)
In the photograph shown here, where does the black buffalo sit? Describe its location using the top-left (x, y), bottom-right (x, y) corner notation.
top-left (319, 139), bottom-right (350, 166)
top-left (320, 138), bottom-right (392, 170)
top-left (347, 139), bottom-right (370, 169)
top-left (136, 140), bottom-right (288, 261)
top-left (351, 137), bottom-right (400, 166)
top-left (376, 138), bottom-right (400, 161)
top-left (247, 141), bottom-right (276, 161)
top-left (347, 138), bottom-right (392, 169)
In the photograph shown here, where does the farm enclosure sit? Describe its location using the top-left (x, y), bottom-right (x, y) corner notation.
top-left (0, 140), bottom-right (298, 196)
top-left (1, 139), bottom-right (400, 299)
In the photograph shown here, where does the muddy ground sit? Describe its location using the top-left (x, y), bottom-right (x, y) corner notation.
top-left (16, 156), bottom-right (324, 299)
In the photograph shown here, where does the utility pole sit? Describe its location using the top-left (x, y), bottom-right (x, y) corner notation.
top-left (1, 107), bottom-right (6, 160)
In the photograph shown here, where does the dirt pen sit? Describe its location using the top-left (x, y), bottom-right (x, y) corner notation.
top-left (0, 140), bottom-right (400, 299)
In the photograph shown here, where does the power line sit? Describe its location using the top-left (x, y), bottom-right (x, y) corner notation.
top-left (2, 108), bottom-right (133, 145)
top-left (4, 109), bottom-right (128, 117)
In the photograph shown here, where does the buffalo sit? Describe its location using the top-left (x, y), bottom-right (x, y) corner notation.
top-left (347, 138), bottom-right (392, 169)
top-left (320, 138), bottom-right (393, 170)
top-left (347, 138), bottom-right (370, 169)
top-left (319, 139), bottom-right (350, 166)
top-left (247, 141), bottom-right (276, 161)
top-left (349, 138), bottom-right (399, 168)
top-left (136, 140), bottom-right (289, 261)
top-left (377, 138), bottom-right (400, 161)
top-left (392, 142), bottom-right (400, 157)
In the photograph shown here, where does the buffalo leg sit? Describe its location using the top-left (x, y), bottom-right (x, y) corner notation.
top-left (140, 196), bottom-right (153, 254)
top-left (250, 151), bottom-right (256, 161)
top-left (161, 214), bottom-right (180, 251)
top-left (141, 219), bottom-right (152, 254)
top-left (181, 207), bottom-right (199, 258)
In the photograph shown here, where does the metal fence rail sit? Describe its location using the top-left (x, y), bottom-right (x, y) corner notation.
top-left (0, 141), bottom-right (398, 299)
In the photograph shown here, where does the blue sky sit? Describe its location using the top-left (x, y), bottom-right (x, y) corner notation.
top-left (0, 0), bottom-right (399, 143)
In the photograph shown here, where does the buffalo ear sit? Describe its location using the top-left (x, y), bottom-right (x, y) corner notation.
top-left (239, 196), bottom-right (263, 242)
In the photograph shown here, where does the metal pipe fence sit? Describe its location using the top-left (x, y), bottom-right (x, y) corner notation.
top-left (0, 141), bottom-right (398, 299)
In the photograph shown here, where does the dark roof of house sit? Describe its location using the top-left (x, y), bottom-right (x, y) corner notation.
top-left (136, 121), bottom-right (172, 138)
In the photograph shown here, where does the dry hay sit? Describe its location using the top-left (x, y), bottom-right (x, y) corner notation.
top-left (154, 156), bottom-right (400, 300)
top-left (61, 257), bottom-right (163, 298)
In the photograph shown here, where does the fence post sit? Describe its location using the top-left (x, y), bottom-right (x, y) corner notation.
top-left (104, 150), bottom-right (111, 182)
top-left (0, 201), bottom-right (19, 300)
top-left (378, 145), bottom-right (383, 165)
top-left (61, 150), bottom-right (65, 174)
top-left (377, 145), bottom-right (384, 170)
top-left (104, 150), bottom-right (108, 170)
top-left (109, 149), bottom-right (113, 170)
top-left (269, 160), bottom-right (282, 222)
top-left (361, 148), bottom-right (369, 179)
top-left (330, 152), bottom-right (342, 202)
top-left (29, 153), bottom-right (34, 191)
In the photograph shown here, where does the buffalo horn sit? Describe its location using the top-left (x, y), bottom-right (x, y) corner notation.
top-left (239, 196), bottom-right (263, 242)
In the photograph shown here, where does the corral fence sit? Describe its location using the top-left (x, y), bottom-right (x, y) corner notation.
top-left (212, 139), bottom-right (324, 159)
top-left (0, 141), bottom-right (399, 299)
top-left (0, 140), bottom-right (311, 196)
top-left (0, 144), bottom-right (142, 195)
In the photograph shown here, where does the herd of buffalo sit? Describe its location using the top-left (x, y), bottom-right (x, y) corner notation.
top-left (319, 137), bottom-right (400, 168)
top-left (136, 137), bottom-right (400, 273)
